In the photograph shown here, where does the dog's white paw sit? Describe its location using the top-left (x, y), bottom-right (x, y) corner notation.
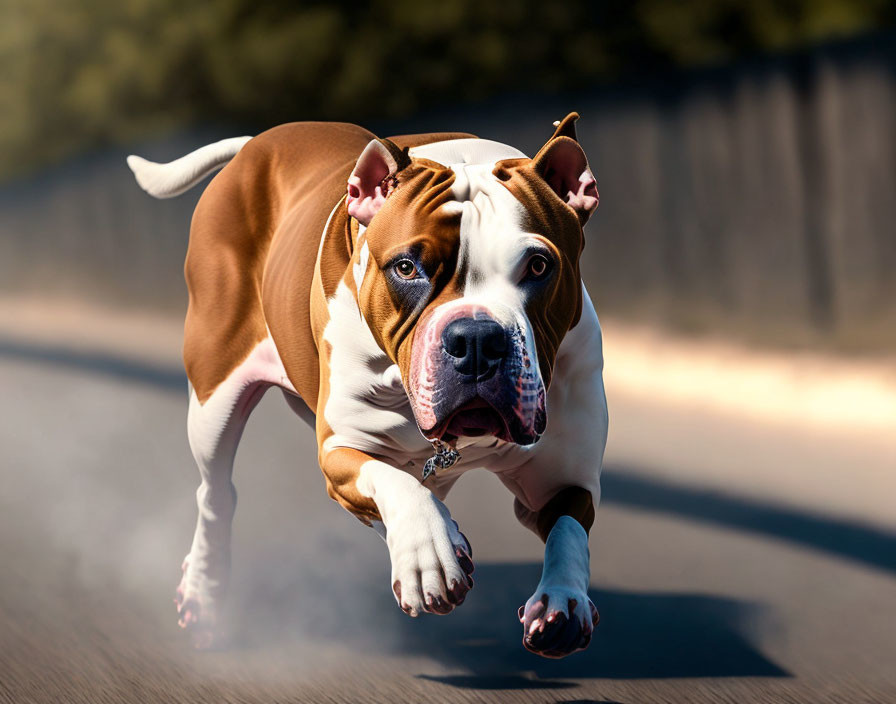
top-left (385, 494), bottom-right (474, 616)
top-left (175, 555), bottom-right (227, 649)
top-left (519, 586), bottom-right (599, 658)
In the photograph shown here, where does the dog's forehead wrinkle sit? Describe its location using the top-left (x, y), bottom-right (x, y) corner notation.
top-left (450, 167), bottom-right (528, 291)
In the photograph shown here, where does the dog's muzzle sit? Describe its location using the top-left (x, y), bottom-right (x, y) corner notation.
top-left (408, 307), bottom-right (546, 446)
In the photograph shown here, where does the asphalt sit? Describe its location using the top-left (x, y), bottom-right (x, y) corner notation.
top-left (1, 323), bottom-right (894, 704)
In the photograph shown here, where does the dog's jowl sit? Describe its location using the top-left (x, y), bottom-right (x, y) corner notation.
top-left (128, 113), bottom-right (608, 658)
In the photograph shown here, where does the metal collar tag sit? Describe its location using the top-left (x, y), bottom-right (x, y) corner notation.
top-left (422, 440), bottom-right (460, 482)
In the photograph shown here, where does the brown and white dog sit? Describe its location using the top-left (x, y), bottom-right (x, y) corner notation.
top-left (128, 113), bottom-right (608, 658)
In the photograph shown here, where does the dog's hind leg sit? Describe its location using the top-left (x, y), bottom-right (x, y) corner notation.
top-left (177, 337), bottom-right (288, 648)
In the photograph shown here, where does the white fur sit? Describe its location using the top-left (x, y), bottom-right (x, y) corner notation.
top-left (356, 460), bottom-right (470, 616)
top-left (127, 136), bottom-right (252, 199)
top-left (178, 336), bottom-right (292, 642)
top-left (353, 239), bottom-right (370, 293)
top-left (537, 516), bottom-right (591, 595)
top-left (409, 137), bottom-right (526, 168)
top-left (321, 281), bottom-right (425, 459)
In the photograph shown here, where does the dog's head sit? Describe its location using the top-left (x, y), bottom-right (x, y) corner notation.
top-left (347, 113), bottom-right (598, 446)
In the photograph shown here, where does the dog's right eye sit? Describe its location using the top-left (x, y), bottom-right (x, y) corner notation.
top-left (394, 259), bottom-right (419, 280)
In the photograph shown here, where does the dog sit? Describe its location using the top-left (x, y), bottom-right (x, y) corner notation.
top-left (127, 113), bottom-right (608, 658)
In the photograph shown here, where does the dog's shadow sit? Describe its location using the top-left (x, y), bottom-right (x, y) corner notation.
top-left (230, 556), bottom-right (787, 687)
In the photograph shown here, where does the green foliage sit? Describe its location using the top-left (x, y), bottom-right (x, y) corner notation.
top-left (1, 0), bottom-right (893, 180)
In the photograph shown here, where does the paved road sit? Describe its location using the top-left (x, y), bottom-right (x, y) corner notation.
top-left (1, 330), bottom-right (894, 703)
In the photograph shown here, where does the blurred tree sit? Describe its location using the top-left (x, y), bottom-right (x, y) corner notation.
top-left (1, 0), bottom-right (894, 180)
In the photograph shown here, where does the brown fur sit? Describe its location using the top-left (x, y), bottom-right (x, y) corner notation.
top-left (354, 158), bottom-right (465, 381)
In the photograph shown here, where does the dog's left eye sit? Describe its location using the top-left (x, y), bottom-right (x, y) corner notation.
top-left (394, 259), bottom-right (419, 280)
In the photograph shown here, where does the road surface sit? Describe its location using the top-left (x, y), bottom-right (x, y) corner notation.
top-left (1, 309), bottom-right (894, 703)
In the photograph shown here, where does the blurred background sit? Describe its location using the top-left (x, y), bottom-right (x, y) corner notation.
top-left (2, 0), bottom-right (896, 348)
top-left (1, 2), bottom-right (894, 703)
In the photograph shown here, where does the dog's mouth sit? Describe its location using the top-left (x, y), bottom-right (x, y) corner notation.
top-left (428, 398), bottom-right (511, 444)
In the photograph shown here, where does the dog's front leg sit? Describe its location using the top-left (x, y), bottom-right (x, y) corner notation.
top-left (320, 447), bottom-right (474, 616)
top-left (515, 487), bottom-right (599, 658)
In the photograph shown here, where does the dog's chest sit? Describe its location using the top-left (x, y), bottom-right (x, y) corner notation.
top-left (319, 279), bottom-right (431, 460)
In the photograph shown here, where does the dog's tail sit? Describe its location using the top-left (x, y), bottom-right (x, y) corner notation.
top-left (126, 136), bottom-right (252, 199)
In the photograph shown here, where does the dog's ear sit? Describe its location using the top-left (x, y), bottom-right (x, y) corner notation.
top-left (532, 113), bottom-right (599, 225)
top-left (347, 139), bottom-right (410, 226)
top-left (548, 111), bottom-right (580, 141)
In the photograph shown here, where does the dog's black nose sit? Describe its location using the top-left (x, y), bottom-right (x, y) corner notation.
top-left (441, 318), bottom-right (507, 380)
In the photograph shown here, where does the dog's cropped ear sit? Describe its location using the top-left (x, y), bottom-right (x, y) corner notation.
top-left (347, 139), bottom-right (410, 226)
top-left (532, 113), bottom-right (599, 225)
